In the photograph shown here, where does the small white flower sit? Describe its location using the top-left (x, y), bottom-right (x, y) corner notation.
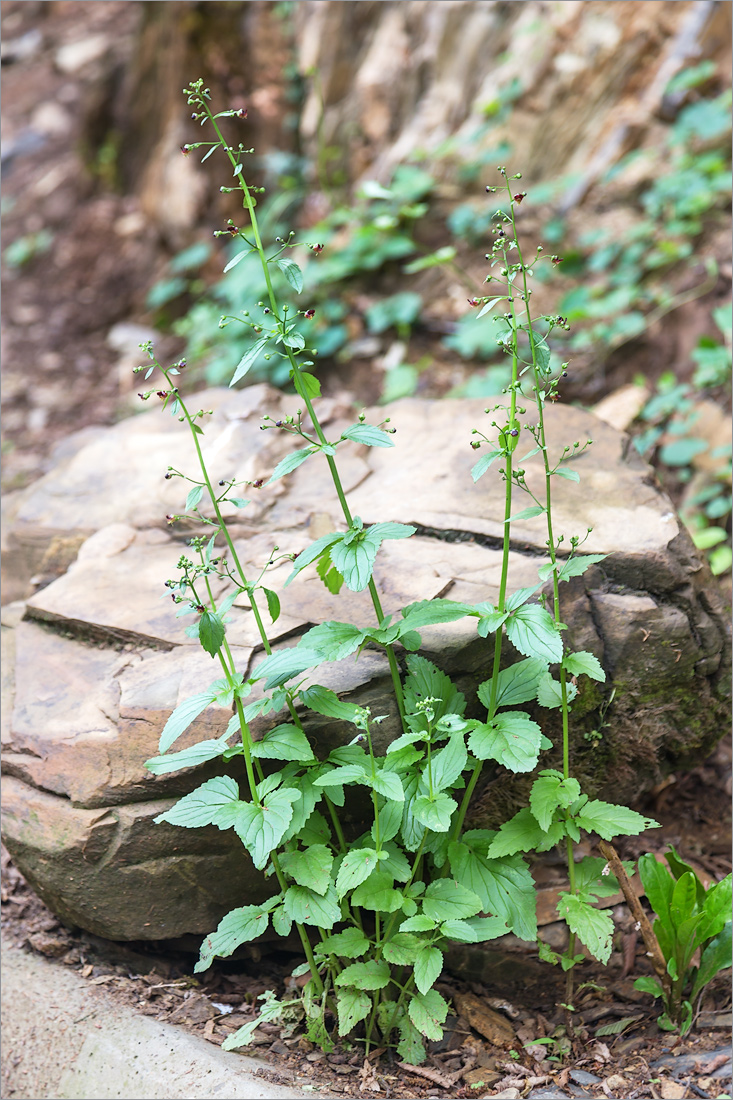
top-left (601, 863), bottom-right (610, 876)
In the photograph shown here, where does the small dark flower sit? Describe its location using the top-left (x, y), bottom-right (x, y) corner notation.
top-left (551, 255), bottom-right (563, 265)
top-left (156, 390), bottom-right (168, 399)
top-left (310, 243), bottom-right (324, 254)
top-left (513, 192), bottom-right (527, 203)
top-left (236, 108), bottom-right (248, 119)
top-left (304, 308), bottom-right (316, 319)
top-left (253, 479), bottom-right (265, 488)
top-left (180, 145), bottom-right (190, 156)
top-left (467, 297), bottom-right (480, 307)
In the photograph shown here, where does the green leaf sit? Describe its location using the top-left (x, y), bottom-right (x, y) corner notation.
top-left (506, 605), bottom-right (563, 663)
top-left (634, 975), bottom-right (665, 999)
top-left (299, 684), bottom-right (361, 723)
top-left (700, 875), bottom-right (733, 941)
top-left (554, 466), bottom-right (581, 482)
top-left (563, 651), bottom-right (606, 682)
top-left (370, 768), bottom-right (405, 802)
top-left (396, 1014), bottom-right (426, 1064)
top-left (275, 257), bottom-right (304, 293)
top-left (316, 549), bottom-right (344, 594)
top-left (408, 988), bottom-right (449, 1041)
top-left (272, 907), bottom-right (292, 937)
top-left (508, 505), bottom-right (546, 522)
top-left (427, 732), bottom-right (467, 792)
top-left (154, 775), bottom-right (239, 829)
top-left (530, 772), bottom-right (582, 831)
top-left (413, 793), bottom-right (457, 832)
top-left (488, 807), bottom-right (566, 858)
top-left (315, 764), bottom-right (368, 788)
top-left (573, 799), bottom-right (659, 840)
top-left (691, 922), bottom-right (732, 1003)
top-left (232, 788), bottom-right (300, 868)
top-left (638, 854), bottom-right (675, 923)
top-left (283, 883), bottom-right (341, 928)
top-left (455, 915), bottom-right (510, 942)
top-left (366, 521), bottom-right (416, 542)
top-left (399, 914), bottom-right (435, 933)
top-left (158, 689), bottom-right (218, 753)
top-left (399, 599), bottom-right (474, 632)
top-left (231, 335), bottom-right (269, 386)
top-left (266, 447), bottom-right (315, 486)
top-left (285, 532), bottom-right (343, 586)
top-left (316, 928), bottom-right (371, 960)
top-left (185, 484), bottom-right (204, 512)
top-left (302, 621), bottom-right (368, 661)
top-left (467, 711), bottom-right (543, 773)
top-left (251, 723), bottom-right (315, 762)
top-left (341, 423), bottom-right (395, 448)
top-left (263, 587), bottom-right (280, 623)
top-left (252, 646), bottom-right (322, 689)
top-left (448, 837), bottom-right (537, 941)
top-left (334, 959), bottom-right (392, 991)
top-left (145, 735), bottom-right (230, 775)
top-left (471, 449), bottom-right (503, 482)
top-left (330, 537), bottom-right (378, 592)
top-left (352, 872), bottom-right (404, 912)
top-left (336, 848), bottom-right (380, 897)
top-left (536, 672), bottom-right (577, 709)
top-left (336, 988), bottom-right (372, 1036)
top-left (383, 933), bottom-right (421, 965)
top-left (478, 657), bottom-right (547, 710)
top-left (413, 947), bottom-right (443, 994)
top-left (554, 554), bottom-right (607, 581)
top-left (223, 248), bottom-right (248, 273)
top-left (280, 844), bottom-right (334, 896)
top-left (557, 892), bottom-right (614, 964)
top-left (422, 879), bottom-right (483, 922)
top-left (197, 611), bottom-right (225, 657)
top-left (195, 903), bottom-right (272, 972)
top-left (669, 872), bottom-right (698, 933)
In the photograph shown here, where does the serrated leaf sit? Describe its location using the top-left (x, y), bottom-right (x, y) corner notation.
top-left (158, 689), bottom-right (218, 753)
top-left (448, 837), bottom-right (537, 941)
top-left (506, 605), bottom-right (563, 663)
top-left (154, 775), bottom-right (239, 829)
top-left (329, 537), bottom-right (378, 592)
top-left (408, 988), bottom-right (448, 1041)
top-left (299, 684), bottom-right (361, 723)
top-left (488, 807), bottom-right (566, 858)
top-left (573, 799), bottom-right (659, 840)
top-left (412, 793), bottom-right (456, 832)
top-left (399, 914), bottom-right (435, 932)
top-left (314, 764), bottom-right (368, 788)
top-left (529, 772), bottom-right (582, 831)
top-left (266, 447), bottom-right (315, 486)
top-left (478, 657), bottom-right (547, 711)
top-left (557, 553), bottom-right (606, 580)
top-left (252, 646), bottom-right (322, 689)
top-left (397, 1014), bottom-right (426, 1063)
top-left (352, 872), bottom-right (403, 912)
top-left (316, 549), bottom-right (344, 594)
top-left (413, 947), bottom-right (443, 994)
top-left (198, 610), bottom-right (225, 657)
top-left (283, 883), bottom-right (341, 928)
top-left (284, 532), bottom-right (342, 585)
top-left (557, 892), bottom-right (614, 964)
top-left (251, 723), bottom-right (315, 762)
top-left (563, 650), bottom-right (606, 681)
top-left (301, 620), bottom-right (368, 661)
top-left (422, 879), bottom-right (483, 922)
top-left (341, 423), bottom-right (395, 448)
top-left (185, 484), bottom-right (204, 512)
top-left (230, 335), bottom-right (269, 386)
top-left (334, 959), bottom-right (392, 990)
top-left (370, 769), bottom-right (405, 802)
top-left (145, 735), bottom-right (230, 775)
top-left (336, 848), bottom-right (380, 897)
top-left (316, 928), bottom-right (371, 959)
top-left (195, 903), bottom-right (272, 972)
top-left (467, 711), bottom-right (543, 773)
top-left (427, 732), bottom-right (467, 793)
top-left (336, 988), bottom-right (372, 1035)
top-left (275, 256), bottom-right (304, 293)
top-left (399, 598), bottom-right (474, 632)
top-left (535, 671), bottom-right (577, 709)
top-left (383, 933), bottom-right (421, 965)
top-left (279, 844), bottom-right (333, 896)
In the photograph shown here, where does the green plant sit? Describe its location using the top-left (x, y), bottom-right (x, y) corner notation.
top-left (3, 228), bottom-right (53, 268)
top-left (139, 82), bottom-right (660, 1066)
top-left (634, 848), bottom-right (732, 1035)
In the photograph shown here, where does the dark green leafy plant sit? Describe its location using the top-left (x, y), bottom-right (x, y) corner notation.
top-left (138, 81), bottom-right (661, 1065)
top-left (634, 849), bottom-right (732, 1035)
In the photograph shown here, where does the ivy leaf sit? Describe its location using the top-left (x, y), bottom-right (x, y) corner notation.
top-left (478, 657), bottom-right (547, 711)
top-left (302, 621), bottom-right (368, 661)
top-left (573, 799), bottom-right (659, 840)
top-left (145, 735), bottom-right (230, 775)
top-left (195, 903), bottom-right (272, 972)
top-left (158, 688), bottom-right (218, 753)
top-left (563, 650), bottom-right (606, 681)
top-left (230, 335), bottom-right (269, 386)
top-left (316, 928), bottom-right (370, 960)
top-left (341, 423), bottom-right (395, 448)
top-left (557, 892), bottom-right (614, 964)
top-left (530, 772), bottom-right (582, 831)
top-left (275, 257), bottom-right (304, 293)
top-left (251, 724), bottom-right (315, 762)
top-left (266, 447), bottom-right (315, 486)
top-left (279, 844), bottom-right (334, 896)
top-left (505, 604), bottom-right (563, 663)
top-left (283, 883), bottom-right (341, 928)
top-left (198, 611), bottom-right (226, 657)
top-left (334, 959), bottom-right (392, 990)
top-left (154, 775), bottom-right (239, 829)
top-left (422, 879), bottom-right (483, 922)
top-left (336, 848), bottom-right (380, 898)
top-left (408, 989), bottom-right (449, 1041)
top-left (412, 793), bottom-right (457, 833)
top-left (336, 988), bottom-right (372, 1036)
top-left (467, 712), bottom-right (543, 773)
top-left (413, 947), bottom-right (443, 995)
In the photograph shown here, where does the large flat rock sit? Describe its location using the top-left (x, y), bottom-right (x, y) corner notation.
top-left (1, 386), bottom-right (729, 939)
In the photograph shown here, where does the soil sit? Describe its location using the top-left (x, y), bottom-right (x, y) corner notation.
top-left (2, 736), bottom-right (731, 1100)
top-left (1, 5), bottom-right (731, 1099)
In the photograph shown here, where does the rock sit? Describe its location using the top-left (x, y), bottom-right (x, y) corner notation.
top-left (453, 992), bottom-right (515, 1047)
top-left (1, 388), bottom-right (729, 940)
top-left (54, 34), bottom-right (109, 75)
top-left (569, 1069), bottom-right (602, 1085)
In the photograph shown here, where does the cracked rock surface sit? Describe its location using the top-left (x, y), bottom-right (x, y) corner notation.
top-left (1, 385), bottom-right (729, 939)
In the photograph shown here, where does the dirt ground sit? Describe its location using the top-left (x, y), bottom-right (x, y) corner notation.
top-left (1, 4), bottom-right (731, 1098)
